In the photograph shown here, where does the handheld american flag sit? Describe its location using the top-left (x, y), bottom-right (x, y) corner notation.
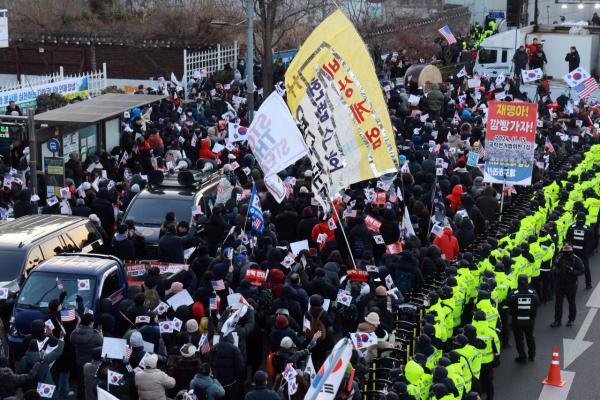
top-left (60, 309), bottom-right (76, 322)
top-left (574, 77), bottom-right (599, 99)
top-left (438, 25), bottom-right (457, 44)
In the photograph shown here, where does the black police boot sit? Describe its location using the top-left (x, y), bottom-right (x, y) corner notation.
top-left (550, 321), bottom-right (561, 328)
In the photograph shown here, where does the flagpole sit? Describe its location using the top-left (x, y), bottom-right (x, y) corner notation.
top-left (332, 202), bottom-right (357, 269)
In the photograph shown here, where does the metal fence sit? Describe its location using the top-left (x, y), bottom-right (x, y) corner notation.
top-left (0, 62), bottom-right (108, 98)
top-left (182, 42), bottom-right (239, 96)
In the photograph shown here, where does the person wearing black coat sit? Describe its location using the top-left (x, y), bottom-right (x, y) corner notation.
top-left (210, 333), bottom-right (245, 400)
top-left (158, 224), bottom-right (193, 264)
top-left (204, 207), bottom-right (228, 257)
top-left (72, 198), bottom-right (92, 217)
top-left (274, 203), bottom-right (299, 242)
top-left (13, 188), bottom-right (34, 218)
top-left (455, 216), bottom-right (475, 251)
top-left (380, 209), bottom-right (400, 245)
top-left (244, 371), bottom-right (279, 400)
top-left (565, 46), bottom-right (580, 72)
top-left (90, 187), bottom-right (115, 237)
top-left (296, 207), bottom-right (318, 245)
top-left (475, 186), bottom-right (499, 223)
top-left (111, 224), bottom-right (136, 261)
top-left (460, 193), bottom-right (485, 235)
top-left (305, 268), bottom-right (337, 300)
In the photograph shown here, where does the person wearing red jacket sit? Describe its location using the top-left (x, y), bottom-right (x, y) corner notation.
top-left (433, 226), bottom-right (460, 261)
top-left (447, 184), bottom-right (464, 211)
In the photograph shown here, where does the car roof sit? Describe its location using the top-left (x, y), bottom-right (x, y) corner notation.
top-left (137, 186), bottom-right (197, 199)
top-left (33, 254), bottom-right (121, 276)
top-left (0, 215), bottom-right (88, 248)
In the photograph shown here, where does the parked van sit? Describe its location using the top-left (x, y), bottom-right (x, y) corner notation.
top-left (0, 215), bottom-right (103, 292)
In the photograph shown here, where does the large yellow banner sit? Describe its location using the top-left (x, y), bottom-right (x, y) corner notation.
top-left (285, 10), bottom-right (398, 202)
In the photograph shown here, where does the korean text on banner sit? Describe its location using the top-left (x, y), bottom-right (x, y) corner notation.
top-left (483, 101), bottom-right (537, 186)
top-left (247, 92), bottom-right (308, 178)
top-left (0, 77), bottom-right (89, 111)
top-left (285, 10), bottom-right (398, 203)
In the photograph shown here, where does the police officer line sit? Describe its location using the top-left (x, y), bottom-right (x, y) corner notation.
top-left (364, 144), bottom-right (600, 399)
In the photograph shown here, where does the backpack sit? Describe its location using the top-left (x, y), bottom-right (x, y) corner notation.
top-left (306, 310), bottom-right (327, 341)
top-left (143, 284), bottom-right (160, 310)
top-left (396, 271), bottom-right (414, 295)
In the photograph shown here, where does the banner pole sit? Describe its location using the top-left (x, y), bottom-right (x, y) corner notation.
top-left (499, 178), bottom-right (507, 221)
top-left (332, 202), bottom-right (358, 269)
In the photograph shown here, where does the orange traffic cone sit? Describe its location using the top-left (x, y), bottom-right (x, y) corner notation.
top-left (542, 345), bottom-right (566, 387)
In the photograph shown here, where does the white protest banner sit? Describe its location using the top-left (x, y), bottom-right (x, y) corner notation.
top-left (98, 387), bottom-right (120, 400)
top-left (166, 289), bottom-right (194, 310)
top-left (101, 337), bottom-right (128, 360)
top-left (264, 174), bottom-right (287, 204)
top-left (247, 92), bottom-right (308, 178)
top-left (289, 240), bottom-right (309, 256)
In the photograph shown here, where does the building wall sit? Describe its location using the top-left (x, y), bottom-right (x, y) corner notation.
top-left (447, 0), bottom-right (507, 24)
top-left (0, 42), bottom-right (188, 80)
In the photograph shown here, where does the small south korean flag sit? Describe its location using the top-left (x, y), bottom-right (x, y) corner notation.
top-left (337, 289), bottom-right (352, 306)
top-left (0, 288), bottom-right (8, 300)
top-left (77, 279), bottom-right (90, 291)
top-left (108, 369), bottom-right (123, 386)
top-left (327, 217), bottom-right (337, 230)
top-left (37, 383), bottom-right (56, 398)
top-left (522, 68), bottom-right (543, 83)
top-left (456, 67), bottom-right (467, 78)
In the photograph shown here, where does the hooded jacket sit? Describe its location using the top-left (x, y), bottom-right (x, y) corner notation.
top-left (433, 227), bottom-right (460, 261)
top-left (70, 325), bottom-right (103, 366)
top-left (446, 185), bottom-right (464, 211)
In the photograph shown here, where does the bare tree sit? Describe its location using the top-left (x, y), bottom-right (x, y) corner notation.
top-left (252, 0), bottom-right (332, 96)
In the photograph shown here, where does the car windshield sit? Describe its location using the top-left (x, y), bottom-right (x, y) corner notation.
top-left (17, 272), bottom-right (96, 310)
top-left (478, 49), bottom-right (497, 64)
top-left (126, 197), bottom-right (193, 226)
top-left (0, 250), bottom-right (25, 281)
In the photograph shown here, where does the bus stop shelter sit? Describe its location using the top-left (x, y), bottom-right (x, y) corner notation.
top-left (33, 93), bottom-right (165, 193)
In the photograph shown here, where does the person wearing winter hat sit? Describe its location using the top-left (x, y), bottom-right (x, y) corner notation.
top-left (271, 334), bottom-right (319, 374)
top-left (269, 314), bottom-right (303, 352)
top-left (135, 353), bottom-right (176, 400)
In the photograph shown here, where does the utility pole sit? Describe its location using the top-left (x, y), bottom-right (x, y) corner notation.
top-left (27, 108), bottom-right (37, 196)
top-left (246, 0), bottom-right (254, 123)
top-left (534, 0), bottom-right (539, 31)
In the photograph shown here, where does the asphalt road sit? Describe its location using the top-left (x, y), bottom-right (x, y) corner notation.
top-left (495, 251), bottom-right (600, 400)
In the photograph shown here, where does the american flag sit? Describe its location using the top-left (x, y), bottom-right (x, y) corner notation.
top-left (199, 334), bottom-right (211, 354)
top-left (209, 296), bottom-right (219, 310)
top-left (574, 77), bottom-right (599, 99)
top-left (438, 25), bottom-right (457, 44)
top-left (211, 280), bottom-right (225, 291)
top-left (478, 145), bottom-right (486, 160)
top-left (60, 309), bottom-right (76, 322)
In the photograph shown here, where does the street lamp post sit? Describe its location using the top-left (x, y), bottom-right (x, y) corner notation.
top-left (246, 0), bottom-right (254, 123)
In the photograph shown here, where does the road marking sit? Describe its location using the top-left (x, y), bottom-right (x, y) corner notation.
top-left (586, 281), bottom-right (600, 308)
top-left (538, 370), bottom-right (575, 400)
top-left (563, 307), bottom-right (596, 368)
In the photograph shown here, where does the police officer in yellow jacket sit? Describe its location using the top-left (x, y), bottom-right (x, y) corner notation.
top-left (472, 310), bottom-right (500, 400)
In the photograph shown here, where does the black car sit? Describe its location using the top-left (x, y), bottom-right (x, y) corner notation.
top-left (122, 171), bottom-right (220, 258)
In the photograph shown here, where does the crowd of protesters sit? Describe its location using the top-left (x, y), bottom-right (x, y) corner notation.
top-left (0, 29), bottom-right (597, 400)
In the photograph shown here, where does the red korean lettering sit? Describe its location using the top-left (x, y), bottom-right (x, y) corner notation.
top-left (365, 127), bottom-right (382, 150)
top-left (322, 58), bottom-right (341, 79)
top-left (337, 76), bottom-right (354, 98)
top-left (350, 100), bottom-right (370, 124)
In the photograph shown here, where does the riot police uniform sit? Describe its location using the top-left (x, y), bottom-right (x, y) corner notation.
top-left (567, 212), bottom-right (594, 289)
top-left (551, 244), bottom-right (585, 327)
top-left (508, 274), bottom-right (539, 363)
